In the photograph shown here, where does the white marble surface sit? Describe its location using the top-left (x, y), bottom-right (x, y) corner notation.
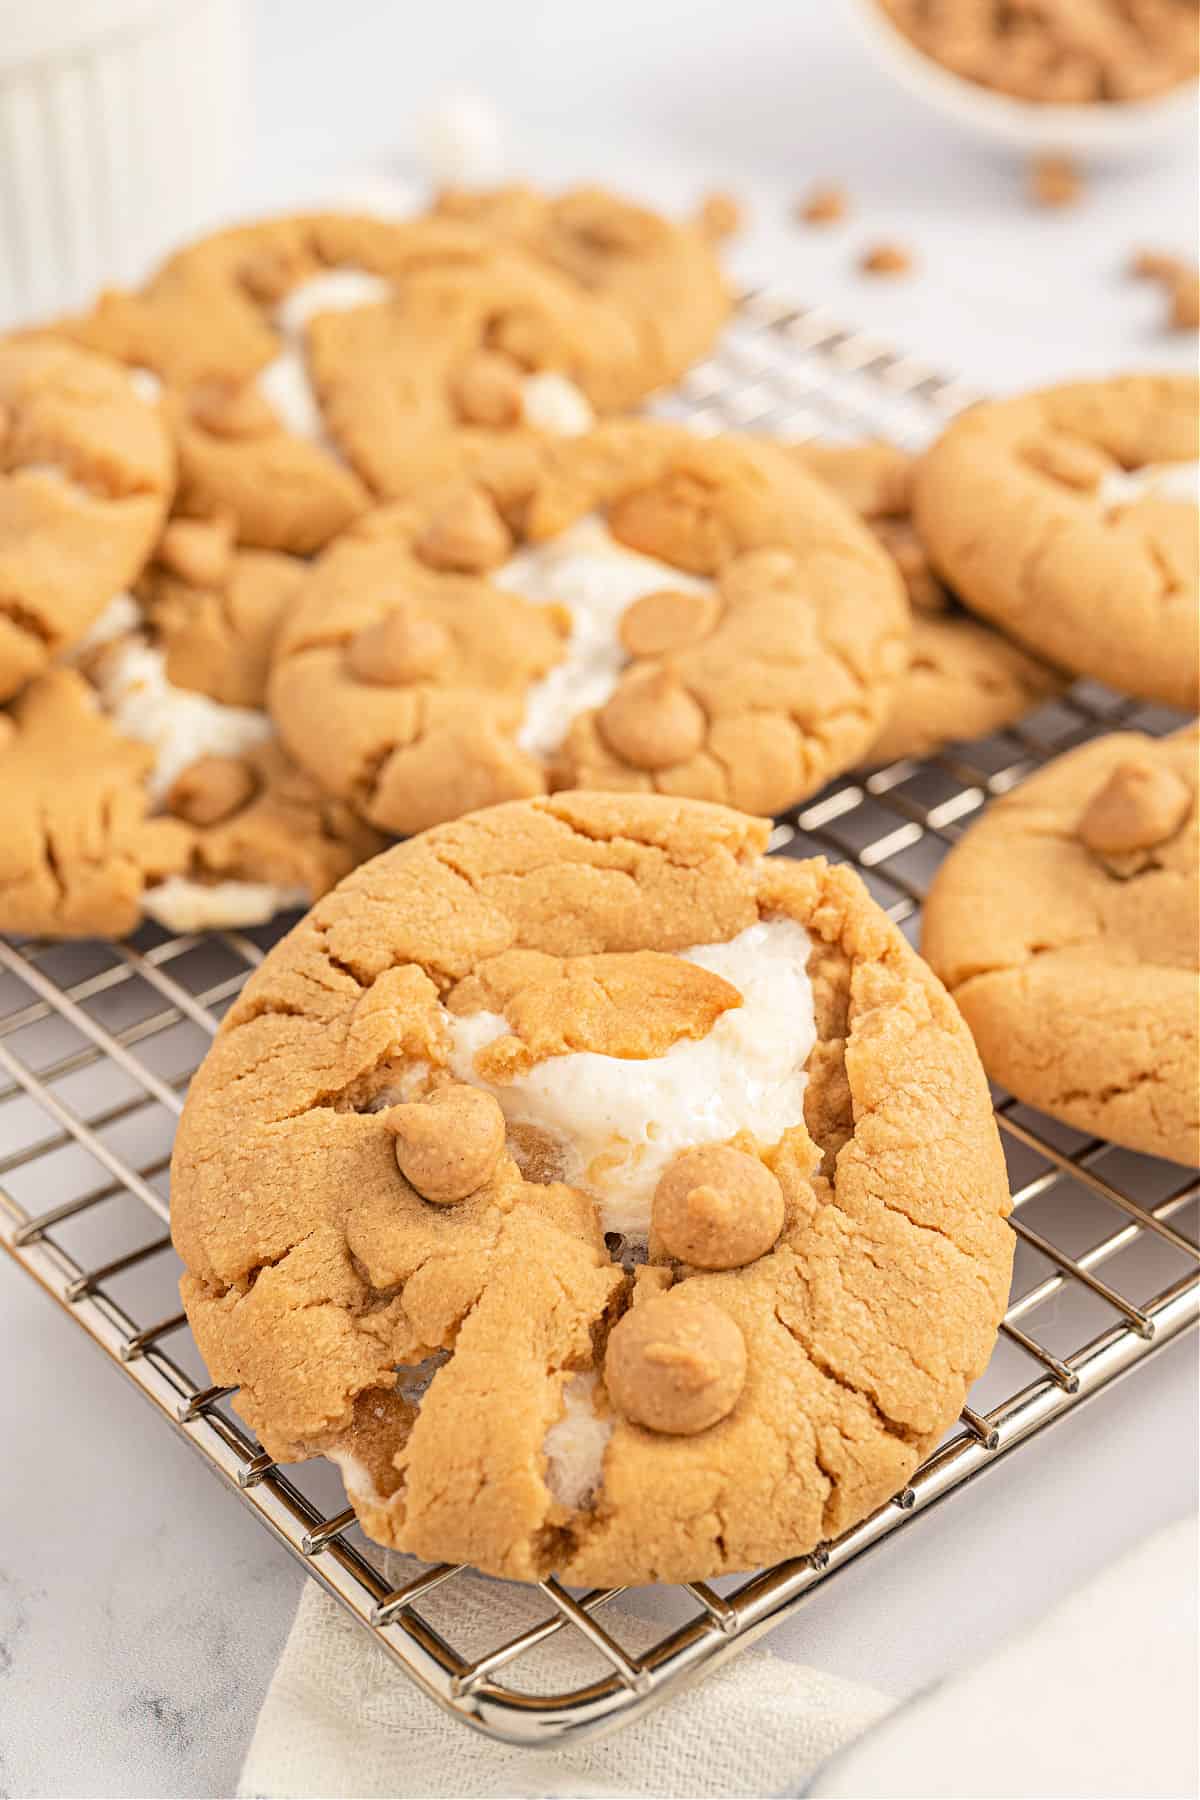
top-left (1, 5), bottom-right (1198, 1795)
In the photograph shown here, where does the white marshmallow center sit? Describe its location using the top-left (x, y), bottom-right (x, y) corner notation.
top-left (543, 1373), bottom-right (613, 1510)
top-left (496, 515), bottom-right (713, 759)
top-left (447, 917), bottom-right (816, 1240)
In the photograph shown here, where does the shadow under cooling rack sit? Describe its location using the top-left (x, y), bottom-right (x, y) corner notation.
top-left (2, 291), bottom-right (1197, 1747)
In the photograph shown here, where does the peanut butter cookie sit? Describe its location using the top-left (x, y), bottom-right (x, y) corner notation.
top-left (924, 726), bottom-right (1199, 1165)
top-left (914, 376), bottom-right (1199, 710)
top-left (267, 422), bottom-right (910, 835)
top-left (63, 193), bottom-right (729, 555)
top-left (171, 791), bottom-right (1013, 1585)
top-left (0, 338), bottom-right (174, 700)
top-left (793, 441), bottom-right (1067, 764)
top-left (0, 542), bottom-right (383, 939)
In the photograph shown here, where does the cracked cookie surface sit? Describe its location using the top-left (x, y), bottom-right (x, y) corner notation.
top-left (923, 726), bottom-right (1199, 1165)
top-left (0, 542), bottom-right (383, 939)
top-left (62, 193), bottom-right (729, 556)
top-left (913, 375), bottom-right (1200, 710)
top-left (171, 791), bottom-right (1012, 1585)
top-left (0, 338), bottom-right (174, 700)
top-left (793, 440), bottom-right (1068, 764)
top-left (267, 422), bottom-right (910, 834)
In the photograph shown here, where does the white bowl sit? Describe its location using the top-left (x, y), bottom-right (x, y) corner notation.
top-left (850, 0), bottom-right (1200, 163)
top-left (0, 0), bottom-right (248, 330)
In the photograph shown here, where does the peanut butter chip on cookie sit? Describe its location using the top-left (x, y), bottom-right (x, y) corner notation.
top-left (191, 381), bottom-right (278, 439)
top-left (386, 1083), bottom-right (506, 1204)
top-left (599, 667), bottom-right (706, 770)
top-left (158, 515), bottom-right (236, 589)
top-left (618, 589), bottom-right (720, 658)
top-left (451, 350), bottom-right (524, 427)
top-left (605, 1294), bottom-right (747, 1435)
top-left (1078, 759), bottom-right (1191, 856)
top-left (415, 486), bottom-right (513, 573)
top-left (347, 610), bottom-right (450, 686)
top-left (653, 1145), bottom-right (784, 1270)
top-left (167, 754), bottom-right (259, 826)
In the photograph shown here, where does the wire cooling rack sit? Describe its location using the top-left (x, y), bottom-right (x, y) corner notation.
top-left (2, 288), bottom-right (1198, 1749)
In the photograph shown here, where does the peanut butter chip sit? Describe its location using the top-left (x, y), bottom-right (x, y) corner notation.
top-left (652, 1145), bottom-right (784, 1270)
top-left (1078, 759), bottom-right (1191, 856)
top-left (166, 754), bottom-right (259, 826)
top-left (598, 667), bottom-right (706, 771)
top-left (191, 381), bottom-right (278, 439)
top-left (386, 1083), bottom-right (506, 1204)
top-left (697, 190), bottom-right (742, 241)
top-left (414, 486), bottom-right (513, 573)
top-left (605, 1294), bottom-right (747, 1435)
top-left (158, 515), bottom-right (236, 589)
top-left (451, 350), bottom-right (524, 427)
top-left (346, 609), bottom-right (450, 686)
top-left (618, 588), bottom-right (720, 658)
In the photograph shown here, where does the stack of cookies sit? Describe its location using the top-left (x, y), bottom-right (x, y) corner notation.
top-left (2, 186), bottom-right (1195, 1584)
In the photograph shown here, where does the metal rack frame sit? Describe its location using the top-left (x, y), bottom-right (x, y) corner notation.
top-left (2, 289), bottom-right (1197, 1749)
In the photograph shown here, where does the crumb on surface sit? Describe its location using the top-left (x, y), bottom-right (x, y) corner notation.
top-left (1029, 152), bottom-right (1082, 209)
top-left (1127, 246), bottom-right (1200, 331)
top-left (859, 241), bottom-right (914, 278)
top-left (796, 182), bottom-right (848, 226)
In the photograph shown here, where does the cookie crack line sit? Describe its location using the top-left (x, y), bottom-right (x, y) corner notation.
top-left (0, 594), bottom-right (56, 648)
top-left (772, 1305), bottom-right (920, 1449)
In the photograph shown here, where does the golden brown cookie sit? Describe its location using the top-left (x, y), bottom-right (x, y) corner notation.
top-left (63, 195), bottom-right (729, 555)
top-left (923, 726), bottom-right (1199, 1165)
top-left (171, 790), bottom-right (1013, 1585)
top-left (914, 376), bottom-right (1199, 710)
top-left (267, 422), bottom-right (910, 835)
top-left (793, 440), bottom-right (1067, 763)
top-left (0, 338), bottom-right (174, 700)
top-left (0, 569), bottom-right (383, 940)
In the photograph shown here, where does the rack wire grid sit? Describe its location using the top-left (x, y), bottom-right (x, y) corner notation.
top-left (2, 287), bottom-right (1198, 1750)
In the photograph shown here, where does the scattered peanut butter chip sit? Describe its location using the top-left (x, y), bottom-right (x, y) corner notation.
top-left (414, 484), bottom-right (513, 573)
top-left (797, 182), bottom-right (848, 226)
top-left (166, 754), bottom-right (258, 827)
top-left (1029, 153), bottom-right (1082, 210)
top-left (598, 666), bottom-right (706, 770)
top-left (860, 241), bottom-right (913, 278)
top-left (1078, 759), bottom-right (1191, 856)
top-left (605, 1294), bottom-right (747, 1434)
top-left (385, 1083), bottom-right (506, 1204)
top-left (618, 588), bottom-right (721, 658)
top-left (1129, 248), bottom-right (1187, 283)
top-left (157, 514), bottom-right (236, 589)
top-left (346, 609), bottom-right (451, 686)
top-left (652, 1145), bottom-right (784, 1270)
top-left (451, 349), bottom-right (524, 427)
top-left (191, 380), bottom-right (278, 439)
top-left (697, 189), bottom-right (743, 241)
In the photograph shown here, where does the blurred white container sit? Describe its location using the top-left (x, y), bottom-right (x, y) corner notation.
top-left (851, 0), bottom-right (1199, 164)
top-left (0, 0), bottom-right (247, 330)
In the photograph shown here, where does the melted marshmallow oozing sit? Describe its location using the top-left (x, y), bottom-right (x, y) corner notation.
top-left (142, 877), bottom-right (309, 933)
top-left (448, 917), bottom-right (816, 1240)
top-left (256, 269), bottom-right (595, 451)
top-left (1098, 460), bottom-right (1200, 511)
top-left (496, 515), bottom-right (713, 759)
top-left (93, 636), bottom-right (272, 801)
top-left (543, 1373), bottom-right (613, 1510)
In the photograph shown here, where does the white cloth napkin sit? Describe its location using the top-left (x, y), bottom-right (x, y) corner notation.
top-left (240, 1519), bottom-right (1197, 1800)
top-left (237, 1564), bottom-right (893, 1799)
top-left (809, 1514), bottom-right (1199, 1800)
